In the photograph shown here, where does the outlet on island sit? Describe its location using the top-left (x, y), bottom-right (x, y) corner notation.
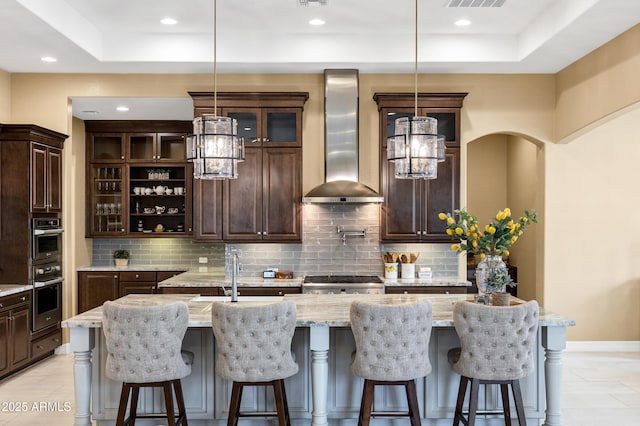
top-left (199, 257), bottom-right (208, 264)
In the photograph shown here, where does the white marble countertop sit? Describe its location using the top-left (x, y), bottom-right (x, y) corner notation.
top-left (0, 284), bottom-right (33, 298)
top-left (62, 293), bottom-right (575, 329)
top-left (77, 264), bottom-right (193, 272)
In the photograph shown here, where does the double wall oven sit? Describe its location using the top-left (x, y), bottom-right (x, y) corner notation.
top-left (31, 217), bottom-right (63, 333)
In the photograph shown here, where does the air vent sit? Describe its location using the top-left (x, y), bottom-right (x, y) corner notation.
top-left (446, 0), bottom-right (506, 7)
top-left (298, 0), bottom-right (327, 6)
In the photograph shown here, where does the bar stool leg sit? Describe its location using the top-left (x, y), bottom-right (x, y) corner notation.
top-left (227, 382), bottom-right (243, 426)
top-left (405, 379), bottom-right (421, 426)
top-left (172, 379), bottom-right (188, 425)
top-left (273, 379), bottom-right (287, 426)
top-left (115, 383), bottom-right (131, 426)
top-left (163, 381), bottom-right (176, 426)
top-left (453, 376), bottom-right (468, 426)
top-left (512, 380), bottom-right (527, 426)
top-left (500, 383), bottom-right (512, 426)
top-left (358, 379), bottom-right (375, 426)
top-left (467, 378), bottom-right (480, 426)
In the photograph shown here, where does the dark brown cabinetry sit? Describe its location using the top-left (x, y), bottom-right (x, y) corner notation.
top-left (159, 286), bottom-right (301, 296)
top-left (78, 270), bottom-right (186, 313)
top-left (374, 93), bottom-right (467, 242)
top-left (0, 291), bottom-right (31, 379)
top-left (0, 125), bottom-right (67, 285)
top-left (85, 121), bottom-right (192, 238)
top-left (190, 92), bottom-right (308, 242)
top-left (30, 143), bottom-right (62, 213)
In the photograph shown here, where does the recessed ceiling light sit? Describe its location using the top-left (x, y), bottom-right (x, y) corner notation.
top-left (116, 106), bottom-right (130, 112)
top-left (455, 19), bottom-right (471, 27)
top-left (309, 18), bottom-right (325, 26)
top-left (41, 56), bottom-right (57, 63)
top-left (161, 17), bottom-right (178, 25)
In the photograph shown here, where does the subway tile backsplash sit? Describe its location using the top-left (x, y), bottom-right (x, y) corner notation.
top-left (92, 203), bottom-right (458, 278)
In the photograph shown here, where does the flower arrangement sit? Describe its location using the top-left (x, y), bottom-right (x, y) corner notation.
top-left (438, 208), bottom-right (537, 294)
top-left (438, 208), bottom-right (537, 258)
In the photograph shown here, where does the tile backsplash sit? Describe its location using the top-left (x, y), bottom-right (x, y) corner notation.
top-left (91, 203), bottom-right (459, 278)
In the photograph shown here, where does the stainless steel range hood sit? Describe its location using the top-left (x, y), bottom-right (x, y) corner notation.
top-left (302, 69), bottom-right (384, 204)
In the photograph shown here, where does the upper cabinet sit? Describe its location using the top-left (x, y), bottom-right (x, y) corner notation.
top-left (190, 92), bottom-right (308, 242)
top-left (85, 121), bottom-right (192, 238)
top-left (30, 142), bottom-right (63, 213)
top-left (374, 93), bottom-right (467, 242)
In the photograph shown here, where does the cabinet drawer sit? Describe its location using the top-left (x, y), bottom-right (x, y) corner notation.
top-left (31, 330), bottom-right (62, 359)
top-left (119, 271), bottom-right (156, 282)
top-left (385, 286), bottom-right (467, 294)
top-left (0, 291), bottom-right (31, 311)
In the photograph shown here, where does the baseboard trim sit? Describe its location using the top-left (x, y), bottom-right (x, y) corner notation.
top-left (566, 341), bottom-right (640, 352)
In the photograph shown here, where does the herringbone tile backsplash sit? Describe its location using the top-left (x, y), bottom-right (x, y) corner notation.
top-left (92, 204), bottom-right (458, 278)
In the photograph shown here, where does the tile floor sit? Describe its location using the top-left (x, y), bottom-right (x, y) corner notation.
top-left (0, 351), bottom-right (639, 425)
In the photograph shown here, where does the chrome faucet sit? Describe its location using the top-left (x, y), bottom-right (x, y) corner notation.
top-left (231, 252), bottom-right (239, 302)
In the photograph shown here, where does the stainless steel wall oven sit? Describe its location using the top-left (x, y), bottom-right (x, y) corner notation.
top-left (31, 217), bottom-right (63, 332)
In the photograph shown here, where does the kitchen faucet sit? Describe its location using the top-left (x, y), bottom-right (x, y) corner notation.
top-left (231, 252), bottom-right (239, 302)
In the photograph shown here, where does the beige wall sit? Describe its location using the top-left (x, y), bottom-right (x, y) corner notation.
top-left (0, 69), bottom-right (10, 122)
top-left (556, 23), bottom-right (640, 141)
top-left (7, 35), bottom-right (640, 341)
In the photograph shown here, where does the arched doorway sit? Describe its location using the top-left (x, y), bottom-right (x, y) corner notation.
top-left (466, 133), bottom-right (544, 302)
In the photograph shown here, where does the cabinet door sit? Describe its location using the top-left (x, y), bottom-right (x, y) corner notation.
top-left (224, 108), bottom-right (261, 145)
top-left (380, 150), bottom-right (421, 242)
top-left (90, 133), bottom-right (125, 163)
top-left (263, 108), bottom-right (302, 147)
top-left (30, 143), bottom-right (47, 212)
top-left (78, 272), bottom-right (119, 313)
top-left (10, 305), bottom-right (30, 368)
top-left (421, 147), bottom-right (459, 242)
top-left (262, 148), bottom-right (301, 241)
top-left (0, 311), bottom-right (9, 375)
top-left (193, 179), bottom-right (223, 240)
top-left (223, 148), bottom-right (262, 240)
top-left (126, 133), bottom-right (156, 162)
top-left (87, 165), bottom-right (126, 236)
top-left (47, 147), bottom-right (63, 212)
top-left (157, 133), bottom-right (186, 161)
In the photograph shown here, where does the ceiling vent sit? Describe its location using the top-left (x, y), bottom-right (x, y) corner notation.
top-left (446, 0), bottom-right (506, 7)
top-left (298, 0), bottom-right (327, 6)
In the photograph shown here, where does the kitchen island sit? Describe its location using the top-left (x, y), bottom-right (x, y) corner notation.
top-left (63, 293), bottom-right (574, 426)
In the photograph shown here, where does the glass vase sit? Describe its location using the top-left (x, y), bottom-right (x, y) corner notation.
top-left (475, 255), bottom-right (507, 294)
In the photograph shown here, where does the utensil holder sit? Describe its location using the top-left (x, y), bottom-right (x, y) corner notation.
top-left (384, 263), bottom-right (398, 279)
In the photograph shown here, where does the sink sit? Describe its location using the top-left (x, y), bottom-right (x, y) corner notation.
top-left (190, 295), bottom-right (284, 303)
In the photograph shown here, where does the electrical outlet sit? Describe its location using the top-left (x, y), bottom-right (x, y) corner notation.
top-left (198, 257), bottom-right (208, 264)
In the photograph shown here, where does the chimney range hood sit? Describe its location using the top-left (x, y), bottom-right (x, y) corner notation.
top-left (302, 69), bottom-right (384, 204)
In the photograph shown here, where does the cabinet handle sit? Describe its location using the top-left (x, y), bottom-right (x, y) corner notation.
top-left (53, 338), bottom-right (60, 343)
top-left (278, 291), bottom-right (283, 296)
top-left (36, 345), bottom-right (44, 350)
top-left (114, 275), bottom-right (118, 279)
top-left (257, 232), bottom-right (262, 235)
top-left (0, 303), bottom-right (3, 308)
top-left (121, 156), bottom-right (125, 160)
top-left (135, 274), bottom-right (139, 278)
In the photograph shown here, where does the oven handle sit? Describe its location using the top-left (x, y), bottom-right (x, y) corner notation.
top-left (33, 228), bottom-right (64, 236)
top-left (33, 277), bottom-right (63, 288)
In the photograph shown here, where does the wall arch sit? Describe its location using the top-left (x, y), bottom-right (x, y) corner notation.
top-left (463, 131), bottom-right (544, 303)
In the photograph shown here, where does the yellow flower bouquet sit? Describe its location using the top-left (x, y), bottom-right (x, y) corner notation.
top-left (438, 207), bottom-right (537, 295)
top-left (438, 208), bottom-right (537, 258)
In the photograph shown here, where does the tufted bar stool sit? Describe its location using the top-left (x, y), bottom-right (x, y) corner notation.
top-left (449, 300), bottom-right (539, 426)
top-left (350, 300), bottom-right (433, 426)
top-left (211, 300), bottom-right (298, 426)
top-left (102, 300), bottom-right (191, 426)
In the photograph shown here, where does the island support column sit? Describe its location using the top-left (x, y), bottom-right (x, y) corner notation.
top-left (70, 327), bottom-right (96, 426)
top-left (309, 324), bottom-right (330, 426)
top-left (542, 326), bottom-right (567, 426)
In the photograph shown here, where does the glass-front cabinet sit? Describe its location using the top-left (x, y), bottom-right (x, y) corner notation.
top-left (223, 108), bottom-right (301, 147)
top-left (85, 121), bottom-right (191, 238)
top-left (89, 165), bottom-right (126, 235)
top-left (127, 132), bottom-right (187, 162)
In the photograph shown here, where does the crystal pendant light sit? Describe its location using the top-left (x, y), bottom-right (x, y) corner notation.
top-left (386, 0), bottom-right (440, 180)
top-left (187, 0), bottom-right (244, 179)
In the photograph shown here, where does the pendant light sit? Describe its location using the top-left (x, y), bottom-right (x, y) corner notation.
top-left (187, 0), bottom-right (244, 179)
top-left (387, 0), bottom-right (440, 179)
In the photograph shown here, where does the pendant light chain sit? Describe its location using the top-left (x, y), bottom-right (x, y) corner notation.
top-left (213, 0), bottom-right (218, 113)
top-left (414, 0), bottom-right (418, 118)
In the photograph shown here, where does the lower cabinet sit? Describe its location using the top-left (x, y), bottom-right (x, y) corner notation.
top-left (0, 291), bottom-right (31, 378)
top-left (78, 270), bottom-right (186, 313)
top-left (159, 286), bottom-right (302, 296)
